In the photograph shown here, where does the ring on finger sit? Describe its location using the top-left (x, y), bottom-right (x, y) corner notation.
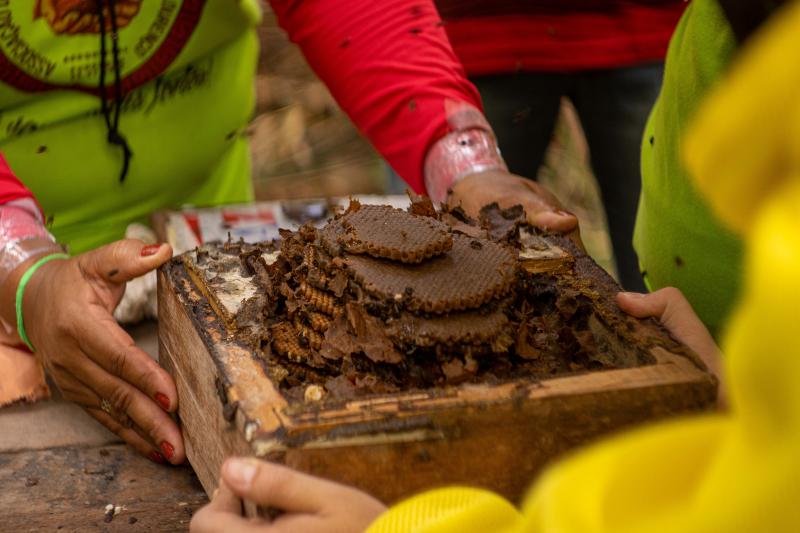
top-left (98, 397), bottom-right (133, 428)
top-left (100, 397), bottom-right (113, 415)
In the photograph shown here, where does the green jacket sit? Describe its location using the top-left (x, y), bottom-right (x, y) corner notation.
top-left (0, 1), bottom-right (260, 253)
top-left (635, 0), bottom-right (743, 338)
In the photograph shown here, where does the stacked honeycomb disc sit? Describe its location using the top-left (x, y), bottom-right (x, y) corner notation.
top-left (337, 204), bottom-right (453, 262)
top-left (343, 234), bottom-right (516, 313)
top-left (269, 202), bottom-right (518, 380)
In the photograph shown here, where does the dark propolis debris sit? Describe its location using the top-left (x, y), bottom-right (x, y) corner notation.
top-left (182, 193), bottom-right (664, 404)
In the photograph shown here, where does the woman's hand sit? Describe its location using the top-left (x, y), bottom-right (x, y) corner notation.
top-left (191, 458), bottom-right (386, 533)
top-left (21, 239), bottom-right (183, 463)
top-left (617, 288), bottom-right (727, 406)
top-left (448, 169), bottom-right (579, 233)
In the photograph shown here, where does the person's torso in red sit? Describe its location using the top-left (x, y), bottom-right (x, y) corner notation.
top-left (437, 0), bottom-right (687, 75)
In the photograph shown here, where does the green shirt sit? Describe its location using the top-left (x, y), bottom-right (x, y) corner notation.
top-left (635, 0), bottom-right (743, 338)
top-left (0, 1), bottom-right (260, 253)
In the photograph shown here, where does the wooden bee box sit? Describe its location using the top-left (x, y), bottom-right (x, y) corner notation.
top-left (158, 235), bottom-right (716, 505)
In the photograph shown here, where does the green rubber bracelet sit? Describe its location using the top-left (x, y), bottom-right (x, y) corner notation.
top-left (16, 252), bottom-right (69, 352)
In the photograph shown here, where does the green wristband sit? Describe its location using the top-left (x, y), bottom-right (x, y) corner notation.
top-left (16, 252), bottom-right (69, 352)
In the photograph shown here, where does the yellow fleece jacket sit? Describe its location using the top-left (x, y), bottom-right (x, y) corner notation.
top-left (368, 2), bottom-right (800, 532)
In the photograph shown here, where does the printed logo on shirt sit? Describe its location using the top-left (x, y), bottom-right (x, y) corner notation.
top-left (33, 0), bottom-right (142, 35)
top-left (0, 0), bottom-right (206, 95)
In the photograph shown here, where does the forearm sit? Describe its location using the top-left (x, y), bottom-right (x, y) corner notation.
top-left (0, 208), bottom-right (62, 336)
top-left (268, 0), bottom-right (503, 198)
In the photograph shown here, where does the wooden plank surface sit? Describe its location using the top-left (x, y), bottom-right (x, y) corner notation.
top-left (0, 444), bottom-right (207, 532)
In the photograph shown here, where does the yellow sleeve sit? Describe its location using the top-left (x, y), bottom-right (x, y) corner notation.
top-left (519, 416), bottom-right (727, 533)
top-left (366, 487), bottom-right (521, 533)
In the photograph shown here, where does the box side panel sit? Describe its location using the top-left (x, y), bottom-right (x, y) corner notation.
top-left (275, 378), bottom-right (714, 505)
top-left (158, 269), bottom-right (253, 495)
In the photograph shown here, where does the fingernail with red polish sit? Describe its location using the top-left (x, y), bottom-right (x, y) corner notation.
top-left (556, 210), bottom-right (574, 217)
top-left (155, 392), bottom-right (170, 411)
top-left (141, 244), bottom-right (162, 257)
top-left (149, 451), bottom-right (166, 464)
top-left (160, 441), bottom-right (175, 461)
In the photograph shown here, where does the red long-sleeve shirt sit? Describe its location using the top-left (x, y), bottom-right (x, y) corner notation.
top-left (270, 0), bottom-right (481, 192)
top-left (0, 154), bottom-right (33, 208)
top-left (439, 1), bottom-right (686, 75)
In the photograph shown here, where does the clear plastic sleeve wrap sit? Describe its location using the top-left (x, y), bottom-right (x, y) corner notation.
top-left (0, 200), bottom-right (60, 288)
top-left (423, 100), bottom-right (507, 202)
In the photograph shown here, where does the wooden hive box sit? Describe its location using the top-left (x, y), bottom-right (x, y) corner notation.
top-left (158, 228), bottom-right (717, 505)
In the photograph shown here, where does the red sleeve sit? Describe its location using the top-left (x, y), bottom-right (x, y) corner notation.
top-left (0, 153), bottom-right (37, 207)
top-left (268, 0), bottom-right (483, 193)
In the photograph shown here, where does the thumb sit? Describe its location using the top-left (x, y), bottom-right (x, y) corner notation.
top-left (79, 239), bottom-right (173, 284)
top-left (527, 209), bottom-right (579, 233)
top-left (617, 288), bottom-right (720, 361)
top-left (221, 457), bottom-right (331, 514)
top-left (616, 287), bottom-right (697, 333)
top-left (616, 289), bottom-right (671, 319)
top-left (520, 179), bottom-right (579, 233)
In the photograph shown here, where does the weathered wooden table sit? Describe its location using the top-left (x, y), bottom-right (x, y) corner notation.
top-left (0, 322), bottom-right (207, 532)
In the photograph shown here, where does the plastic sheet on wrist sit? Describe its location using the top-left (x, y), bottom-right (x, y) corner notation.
top-left (424, 100), bottom-right (506, 202)
top-left (0, 205), bottom-right (57, 288)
